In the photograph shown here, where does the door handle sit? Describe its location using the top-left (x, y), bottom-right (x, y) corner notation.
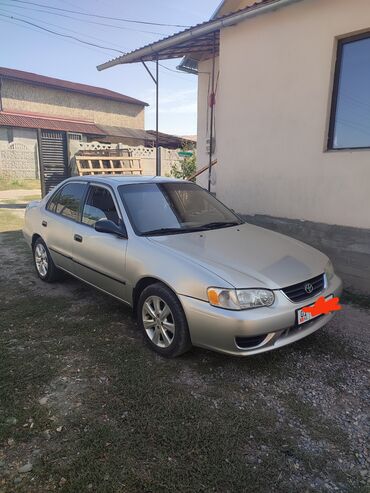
top-left (74, 234), bottom-right (83, 243)
top-left (42, 220), bottom-right (47, 227)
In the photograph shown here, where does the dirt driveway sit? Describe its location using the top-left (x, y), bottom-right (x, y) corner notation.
top-left (0, 207), bottom-right (369, 492)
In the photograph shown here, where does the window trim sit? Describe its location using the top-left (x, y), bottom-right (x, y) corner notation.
top-left (45, 181), bottom-right (89, 224)
top-left (328, 31), bottom-right (370, 151)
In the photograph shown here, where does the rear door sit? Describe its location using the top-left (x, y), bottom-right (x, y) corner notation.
top-left (43, 181), bottom-right (87, 273)
top-left (72, 184), bottom-right (128, 301)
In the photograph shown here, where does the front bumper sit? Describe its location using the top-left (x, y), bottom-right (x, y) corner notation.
top-left (180, 274), bottom-right (343, 356)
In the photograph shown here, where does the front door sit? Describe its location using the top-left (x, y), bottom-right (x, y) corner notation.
top-left (72, 184), bottom-right (128, 301)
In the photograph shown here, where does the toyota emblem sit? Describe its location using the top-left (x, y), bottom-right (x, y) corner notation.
top-left (305, 283), bottom-right (314, 294)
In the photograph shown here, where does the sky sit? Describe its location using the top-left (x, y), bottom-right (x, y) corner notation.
top-left (0, 0), bottom-right (218, 135)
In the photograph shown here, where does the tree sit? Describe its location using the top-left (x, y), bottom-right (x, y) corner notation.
top-left (170, 146), bottom-right (196, 181)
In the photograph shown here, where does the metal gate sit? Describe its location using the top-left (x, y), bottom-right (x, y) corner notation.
top-left (38, 130), bottom-right (68, 196)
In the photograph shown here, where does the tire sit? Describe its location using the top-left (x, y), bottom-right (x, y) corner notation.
top-left (33, 237), bottom-right (62, 282)
top-left (137, 283), bottom-right (192, 358)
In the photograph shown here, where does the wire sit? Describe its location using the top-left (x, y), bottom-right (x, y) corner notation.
top-left (0, 2), bottom-right (169, 36)
top-left (158, 62), bottom-right (189, 75)
top-left (0, 17), bottom-right (115, 55)
top-left (7, 0), bottom-right (191, 28)
top-left (0, 13), bottom-right (125, 53)
top-left (0, 7), bottom-right (128, 51)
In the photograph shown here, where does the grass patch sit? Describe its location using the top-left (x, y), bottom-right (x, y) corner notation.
top-left (0, 195), bottom-right (41, 205)
top-left (0, 209), bottom-right (23, 232)
top-left (0, 204), bottom-right (367, 492)
top-left (0, 178), bottom-right (40, 191)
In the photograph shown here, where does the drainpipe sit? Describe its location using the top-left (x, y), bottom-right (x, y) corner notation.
top-left (208, 32), bottom-right (216, 192)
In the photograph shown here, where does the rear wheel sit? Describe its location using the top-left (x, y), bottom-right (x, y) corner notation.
top-left (137, 283), bottom-right (192, 358)
top-left (33, 237), bottom-right (61, 282)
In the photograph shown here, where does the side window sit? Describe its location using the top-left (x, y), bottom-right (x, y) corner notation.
top-left (54, 183), bottom-right (86, 221)
top-left (46, 189), bottom-right (61, 213)
top-left (82, 186), bottom-right (120, 226)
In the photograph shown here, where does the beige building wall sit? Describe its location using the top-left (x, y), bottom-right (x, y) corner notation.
top-left (197, 0), bottom-right (370, 229)
top-left (1, 79), bottom-right (145, 129)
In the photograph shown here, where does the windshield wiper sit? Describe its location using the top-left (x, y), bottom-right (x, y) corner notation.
top-left (143, 221), bottom-right (241, 236)
top-left (200, 221), bottom-right (240, 230)
top-left (143, 227), bottom-right (185, 236)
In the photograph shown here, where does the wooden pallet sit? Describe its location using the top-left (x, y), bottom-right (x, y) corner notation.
top-left (76, 155), bottom-right (142, 176)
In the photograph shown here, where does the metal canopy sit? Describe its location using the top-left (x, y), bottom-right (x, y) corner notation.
top-left (97, 26), bottom-right (220, 70)
top-left (96, 0), bottom-right (302, 178)
top-left (96, 0), bottom-right (301, 71)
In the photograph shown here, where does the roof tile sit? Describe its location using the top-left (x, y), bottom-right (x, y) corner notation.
top-left (0, 111), bottom-right (105, 135)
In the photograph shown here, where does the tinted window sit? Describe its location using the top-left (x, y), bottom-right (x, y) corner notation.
top-left (118, 182), bottom-right (241, 235)
top-left (330, 33), bottom-right (370, 149)
top-left (46, 189), bottom-right (61, 213)
top-left (82, 186), bottom-right (119, 226)
top-left (54, 183), bottom-right (86, 221)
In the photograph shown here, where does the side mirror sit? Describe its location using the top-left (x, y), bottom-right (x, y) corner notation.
top-left (94, 219), bottom-right (127, 238)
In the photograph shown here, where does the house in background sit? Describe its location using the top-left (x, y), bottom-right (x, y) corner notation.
top-left (191, 0), bottom-right (370, 293)
top-left (97, 0), bottom-right (370, 293)
top-left (0, 67), bottom-right (153, 193)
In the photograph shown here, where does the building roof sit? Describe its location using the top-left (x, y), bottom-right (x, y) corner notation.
top-left (146, 130), bottom-right (196, 148)
top-left (98, 124), bottom-right (155, 142)
top-left (0, 111), bottom-right (195, 148)
top-left (0, 111), bottom-right (105, 135)
top-left (0, 67), bottom-right (148, 106)
top-left (97, 0), bottom-right (301, 70)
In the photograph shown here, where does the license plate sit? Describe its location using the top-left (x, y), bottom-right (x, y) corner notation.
top-left (297, 295), bottom-right (333, 326)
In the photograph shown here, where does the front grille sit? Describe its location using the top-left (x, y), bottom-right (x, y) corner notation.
top-left (282, 273), bottom-right (325, 303)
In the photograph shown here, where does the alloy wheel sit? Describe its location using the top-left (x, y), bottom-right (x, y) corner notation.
top-left (35, 243), bottom-right (48, 277)
top-left (142, 295), bottom-right (175, 348)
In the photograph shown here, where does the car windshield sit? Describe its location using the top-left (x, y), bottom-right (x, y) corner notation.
top-left (118, 182), bottom-right (243, 235)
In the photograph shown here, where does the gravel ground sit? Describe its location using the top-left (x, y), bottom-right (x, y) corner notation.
top-left (0, 220), bottom-right (369, 492)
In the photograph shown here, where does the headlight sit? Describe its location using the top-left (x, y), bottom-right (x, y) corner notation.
top-left (325, 260), bottom-right (335, 281)
top-left (207, 287), bottom-right (275, 310)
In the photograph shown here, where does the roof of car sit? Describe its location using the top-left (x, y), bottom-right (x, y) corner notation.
top-left (69, 175), bottom-right (183, 186)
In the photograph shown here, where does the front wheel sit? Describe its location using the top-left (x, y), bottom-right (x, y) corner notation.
top-left (137, 283), bottom-right (192, 358)
top-left (33, 237), bottom-right (62, 282)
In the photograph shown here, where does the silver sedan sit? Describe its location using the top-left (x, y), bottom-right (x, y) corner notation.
top-left (23, 176), bottom-right (342, 357)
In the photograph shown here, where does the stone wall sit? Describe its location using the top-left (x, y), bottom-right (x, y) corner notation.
top-left (2, 79), bottom-right (145, 129)
top-left (242, 214), bottom-right (370, 295)
top-left (0, 127), bottom-right (39, 179)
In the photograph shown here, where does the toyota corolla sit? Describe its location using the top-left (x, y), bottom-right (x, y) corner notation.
top-left (23, 176), bottom-right (342, 357)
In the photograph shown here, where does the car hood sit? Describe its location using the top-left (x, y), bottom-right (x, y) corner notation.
top-left (148, 223), bottom-right (328, 289)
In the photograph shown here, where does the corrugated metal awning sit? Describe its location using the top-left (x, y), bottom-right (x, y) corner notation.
top-left (97, 0), bottom-right (300, 70)
top-left (0, 111), bottom-right (105, 135)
